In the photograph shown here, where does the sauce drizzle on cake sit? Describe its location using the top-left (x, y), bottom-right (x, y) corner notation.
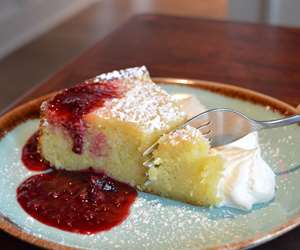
top-left (46, 81), bottom-right (122, 154)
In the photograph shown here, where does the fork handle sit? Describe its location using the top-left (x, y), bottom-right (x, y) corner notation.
top-left (258, 115), bottom-right (300, 130)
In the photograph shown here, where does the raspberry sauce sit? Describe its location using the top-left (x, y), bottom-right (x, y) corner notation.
top-left (17, 170), bottom-right (137, 234)
top-left (22, 131), bottom-right (51, 171)
top-left (18, 130), bottom-right (137, 234)
top-left (46, 81), bottom-right (121, 154)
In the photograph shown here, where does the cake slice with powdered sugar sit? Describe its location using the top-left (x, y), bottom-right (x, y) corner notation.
top-left (39, 66), bottom-right (186, 186)
top-left (38, 66), bottom-right (275, 209)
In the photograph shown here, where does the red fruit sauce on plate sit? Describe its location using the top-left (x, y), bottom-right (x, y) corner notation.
top-left (21, 131), bottom-right (51, 171)
top-left (17, 169), bottom-right (137, 234)
top-left (17, 81), bottom-right (137, 234)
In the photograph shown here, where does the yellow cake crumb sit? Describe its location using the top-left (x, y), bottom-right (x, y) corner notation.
top-left (144, 126), bottom-right (224, 206)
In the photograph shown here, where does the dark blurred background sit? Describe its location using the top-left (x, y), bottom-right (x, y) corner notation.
top-left (0, 0), bottom-right (299, 111)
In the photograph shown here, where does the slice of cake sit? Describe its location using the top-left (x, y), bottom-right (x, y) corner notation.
top-left (39, 66), bottom-right (275, 210)
top-left (39, 67), bottom-right (186, 186)
top-left (144, 126), bottom-right (224, 206)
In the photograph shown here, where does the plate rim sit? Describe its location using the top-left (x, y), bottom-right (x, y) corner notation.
top-left (0, 78), bottom-right (299, 250)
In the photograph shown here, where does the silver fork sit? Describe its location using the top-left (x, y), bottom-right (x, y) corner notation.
top-left (143, 108), bottom-right (300, 160)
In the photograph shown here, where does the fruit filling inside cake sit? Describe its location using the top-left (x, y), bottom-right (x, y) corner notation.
top-left (38, 66), bottom-right (275, 210)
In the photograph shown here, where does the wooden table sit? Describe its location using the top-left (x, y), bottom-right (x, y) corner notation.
top-left (2, 14), bottom-right (300, 249)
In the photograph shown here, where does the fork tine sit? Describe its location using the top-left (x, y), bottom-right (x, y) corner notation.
top-left (179, 110), bottom-right (212, 129)
top-left (143, 112), bottom-right (211, 157)
top-left (196, 120), bottom-right (211, 129)
top-left (143, 142), bottom-right (159, 157)
top-left (143, 157), bottom-right (156, 168)
top-left (143, 107), bottom-right (299, 160)
top-left (201, 129), bottom-right (211, 136)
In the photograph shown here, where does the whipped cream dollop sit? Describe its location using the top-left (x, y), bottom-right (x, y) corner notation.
top-left (215, 133), bottom-right (275, 210)
top-left (172, 94), bottom-right (206, 118)
top-left (174, 93), bottom-right (276, 210)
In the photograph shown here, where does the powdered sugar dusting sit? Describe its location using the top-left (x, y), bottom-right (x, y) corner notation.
top-left (91, 67), bottom-right (186, 132)
top-left (94, 66), bottom-right (150, 83)
top-left (160, 125), bottom-right (208, 146)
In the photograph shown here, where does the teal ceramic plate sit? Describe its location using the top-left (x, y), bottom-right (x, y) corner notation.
top-left (0, 78), bottom-right (299, 250)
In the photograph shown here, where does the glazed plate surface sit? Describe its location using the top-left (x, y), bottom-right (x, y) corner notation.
top-left (0, 79), bottom-right (300, 250)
